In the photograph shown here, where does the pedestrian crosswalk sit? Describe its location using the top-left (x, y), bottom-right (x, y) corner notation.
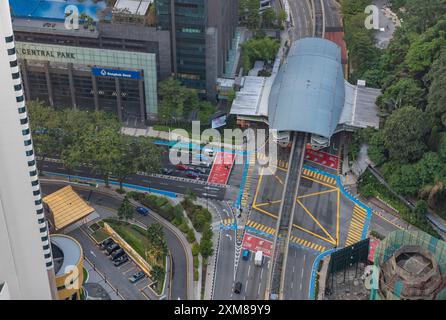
top-left (221, 218), bottom-right (235, 226)
top-left (245, 220), bottom-right (326, 253)
top-left (302, 168), bottom-right (337, 185)
top-left (289, 235), bottom-right (326, 252)
top-left (246, 220), bottom-right (276, 236)
top-left (345, 205), bottom-right (367, 246)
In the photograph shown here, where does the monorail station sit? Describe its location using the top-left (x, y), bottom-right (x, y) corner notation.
top-left (230, 38), bottom-right (381, 148)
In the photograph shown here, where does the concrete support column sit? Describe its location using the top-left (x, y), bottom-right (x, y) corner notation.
top-left (138, 79), bottom-right (145, 123)
top-left (115, 78), bottom-right (123, 122)
top-left (67, 63), bottom-right (77, 109)
top-left (44, 62), bottom-right (54, 107)
top-left (91, 74), bottom-right (99, 111)
top-left (20, 59), bottom-right (31, 101)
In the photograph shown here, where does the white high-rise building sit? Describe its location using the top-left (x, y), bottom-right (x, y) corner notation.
top-left (0, 0), bottom-right (56, 299)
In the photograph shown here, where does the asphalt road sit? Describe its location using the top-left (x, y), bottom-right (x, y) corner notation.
top-left (288, 0), bottom-right (314, 41)
top-left (38, 158), bottom-right (227, 200)
top-left (40, 182), bottom-right (189, 300)
top-left (234, 255), bottom-right (270, 300)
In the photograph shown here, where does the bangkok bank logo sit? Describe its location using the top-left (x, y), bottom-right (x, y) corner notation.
top-left (100, 69), bottom-right (107, 76)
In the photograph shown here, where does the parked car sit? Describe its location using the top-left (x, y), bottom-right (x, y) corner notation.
top-left (176, 164), bottom-right (189, 171)
top-left (100, 238), bottom-right (114, 250)
top-left (242, 249), bottom-right (250, 261)
top-left (105, 243), bottom-right (120, 255)
top-left (193, 167), bottom-right (206, 174)
top-left (162, 168), bottom-right (173, 175)
top-left (113, 254), bottom-right (129, 266)
top-left (185, 170), bottom-right (199, 179)
top-left (128, 271), bottom-right (145, 283)
top-left (113, 253), bottom-right (129, 267)
top-left (234, 282), bottom-right (242, 294)
top-left (111, 248), bottom-right (126, 261)
top-left (136, 206), bottom-right (149, 216)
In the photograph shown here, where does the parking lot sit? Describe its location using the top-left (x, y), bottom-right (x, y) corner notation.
top-left (70, 227), bottom-right (158, 300)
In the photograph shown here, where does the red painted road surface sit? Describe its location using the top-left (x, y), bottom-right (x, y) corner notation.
top-left (305, 145), bottom-right (339, 169)
top-left (368, 237), bottom-right (381, 262)
top-left (207, 152), bottom-right (236, 185)
top-left (242, 232), bottom-right (273, 257)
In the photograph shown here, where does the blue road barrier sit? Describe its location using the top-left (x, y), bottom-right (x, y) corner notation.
top-left (42, 171), bottom-right (177, 198)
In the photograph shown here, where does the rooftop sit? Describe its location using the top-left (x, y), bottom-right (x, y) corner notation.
top-left (9, 0), bottom-right (108, 22)
top-left (43, 185), bottom-right (95, 231)
top-left (268, 38), bottom-right (345, 138)
top-left (51, 234), bottom-right (83, 277)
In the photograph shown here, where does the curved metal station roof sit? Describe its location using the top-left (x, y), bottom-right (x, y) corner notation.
top-left (268, 38), bottom-right (345, 138)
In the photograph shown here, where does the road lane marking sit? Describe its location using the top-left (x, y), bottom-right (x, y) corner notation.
top-left (296, 199), bottom-right (336, 244)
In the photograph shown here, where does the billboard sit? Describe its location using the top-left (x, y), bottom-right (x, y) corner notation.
top-left (91, 67), bottom-right (141, 80)
top-left (211, 114), bottom-right (227, 129)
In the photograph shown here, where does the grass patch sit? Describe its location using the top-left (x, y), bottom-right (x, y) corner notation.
top-left (91, 228), bottom-right (109, 243)
top-left (83, 267), bottom-right (88, 284)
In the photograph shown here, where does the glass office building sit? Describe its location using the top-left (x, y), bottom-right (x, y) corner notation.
top-left (156, 0), bottom-right (238, 99)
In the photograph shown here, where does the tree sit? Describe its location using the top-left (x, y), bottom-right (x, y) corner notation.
top-left (158, 77), bottom-right (196, 123)
top-left (382, 106), bottom-right (430, 162)
top-left (146, 223), bottom-right (168, 261)
top-left (427, 50), bottom-right (446, 128)
top-left (241, 36), bottom-right (280, 72)
top-left (118, 196), bottom-right (134, 221)
top-left (261, 8), bottom-right (276, 28)
top-left (151, 265), bottom-right (165, 286)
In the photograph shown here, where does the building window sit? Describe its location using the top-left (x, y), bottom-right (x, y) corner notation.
top-left (29, 170), bottom-right (37, 177)
top-left (41, 235), bottom-right (48, 242)
top-left (18, 106), bottom-right (26, 114)
top-left (44, 253), bottom-right (51, 259)
top-left (38, 218), bottom-right (45, 224)
top-left (46, 261), bottom-right (53, 268)
top-left (7, 47), bottom-right (15, 55)
top-left (31, 180), bottom-right (39, 187)
top-left (16, 95), bottom-right (24, 103)
top-left (43, 244), bottom-right (50, 251)
top-left (36, 208), bottom-right (44, 214)
top-left (22, 128), bottom-right (30, 135)
top-left (35, 199), bottom-right (43, 206)
top-left (33, 189), bottom-right (41, 196)
top-left (14, 84), bottom-right (22, 91)
top-left (28, 159), bottom-right (35, 167)
top-left (9, 59), bottom-right (18, 68)
top-left (24, 139), bottom-right (32, 146)
top-left (20, 118), bottom-right (28, 125)
top-left (25, 149), bottom-right (33, 157)
top-left (5, 35), bottom-right (14, 43)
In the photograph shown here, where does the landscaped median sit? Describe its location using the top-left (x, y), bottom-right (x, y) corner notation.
top-left (93, 219), bottom-right (167, 296)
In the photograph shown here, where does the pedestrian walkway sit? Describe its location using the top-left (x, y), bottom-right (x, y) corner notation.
top-left (345, 205), bottom-right (367, 246)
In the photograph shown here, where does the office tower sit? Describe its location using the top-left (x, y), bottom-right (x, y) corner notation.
top-left (0, 0), bottom-right (56, 299)
top-left (155, 0), bottom-right (238, 99)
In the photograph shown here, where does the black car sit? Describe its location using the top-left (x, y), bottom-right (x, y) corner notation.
top-left (234, 282), bottom-right (242, 294)
top-left (105, 243), bottom-right (120, 255)
top-left (113, 254), bottom-right (129, 266)
top-left (162, 168), bottom-right (173, 175)
top-left (100, 238), bottom-right (114, 250)
top-left (111, 248), bottom-right (126, 261)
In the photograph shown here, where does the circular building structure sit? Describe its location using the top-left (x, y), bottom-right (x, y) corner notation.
top-left (51, 234), bottom-right (84, 300)
top-left (372, 230), bottom-right (446, 300)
